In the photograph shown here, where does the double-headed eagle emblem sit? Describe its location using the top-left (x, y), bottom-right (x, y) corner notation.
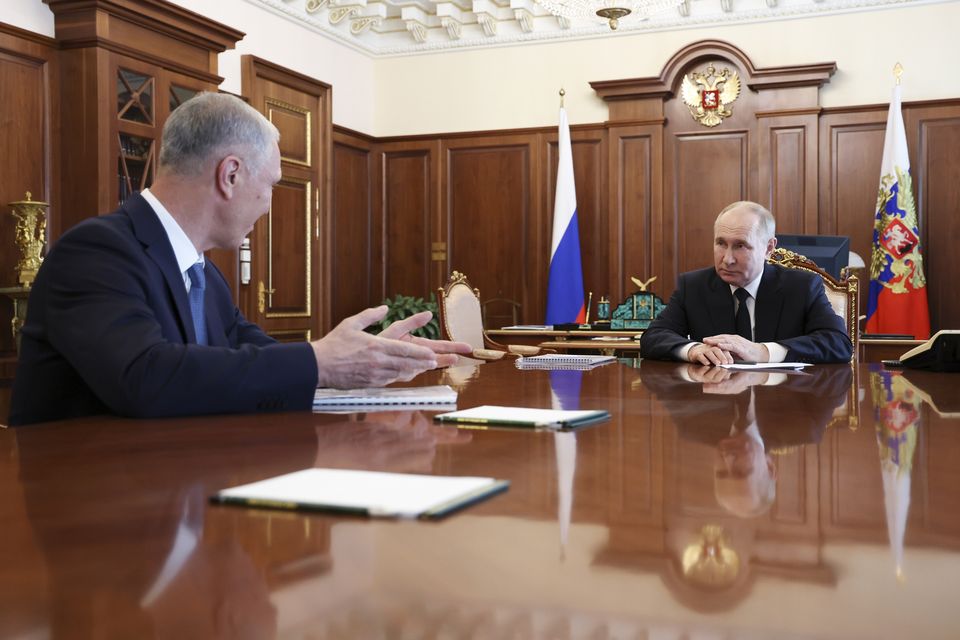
top-left (681, 64), bottom-right (741, 127)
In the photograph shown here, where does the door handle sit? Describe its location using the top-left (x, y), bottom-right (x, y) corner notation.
top-left (258, 280), bottom-right (276, 315)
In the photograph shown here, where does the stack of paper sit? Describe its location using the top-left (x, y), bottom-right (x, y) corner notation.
top-left (719, 362), bottom-right (811, 370)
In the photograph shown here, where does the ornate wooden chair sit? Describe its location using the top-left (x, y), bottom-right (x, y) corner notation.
top-left (767, 246), bottom-right (860, 429)
top-left (766, 247), bottom-right (859, 356)
top-left (437, 271), bottom-right (542, 359)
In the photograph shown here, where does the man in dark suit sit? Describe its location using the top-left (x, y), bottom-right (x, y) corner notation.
top-left (9, 93), bottom-right (470, 425)
top-left (640, 201), bottom-right (852, 365)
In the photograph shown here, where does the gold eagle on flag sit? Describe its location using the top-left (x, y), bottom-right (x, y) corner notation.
top-left (681, 64), bottom-right (741, 127)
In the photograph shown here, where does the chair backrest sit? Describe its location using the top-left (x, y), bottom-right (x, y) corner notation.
top-left (766, 247), bottom-right (859, 356)
top-left (437, 271), bottom-right (486, 350)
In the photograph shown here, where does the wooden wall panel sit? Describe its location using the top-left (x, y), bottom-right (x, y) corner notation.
top-left (331, 129), bottom-right (379, 322)
top-left (608, 127), bottom-right (658, 303)
top-left (767, 126), bottom-right (805, 232)
top-left (381, 143), bottom-right (435, 299)
top-left (672, 132), bottom-right (748, 281)
top-left (757, 114), bottom-right (819, 235)
top-left (0, 25), bottom-right (59, 379)
top-left (443, 138), bottom-right (539, 320)
top-left (914, 109), bottom-right (960, 333)
top-left (819, 112), bottom-right (886, 322)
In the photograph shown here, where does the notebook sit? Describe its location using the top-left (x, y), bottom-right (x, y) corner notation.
top-left (434, 405), bottom-right (611, 430)
top-left (313, 385), bottom-right (457, 409)
top-left (212, 468), bottom-right (509, 519)
top-left (515, 354), bottom-right (617, 370)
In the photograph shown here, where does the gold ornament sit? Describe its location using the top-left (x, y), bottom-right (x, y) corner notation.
top-left (9, 191), bottom-right (49, 288)
top-left (681, 64), bottom-right (741, 127)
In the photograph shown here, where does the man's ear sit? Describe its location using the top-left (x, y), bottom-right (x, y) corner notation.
top-left (765, 236), bottom-right (777, 257)
top-left (215, 155), bottom-right (242, 199)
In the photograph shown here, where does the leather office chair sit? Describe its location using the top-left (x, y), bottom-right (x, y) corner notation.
top-left (437, 271), bottom-right (542, 359)
top-left (767, 246), bottom-right (860, 429)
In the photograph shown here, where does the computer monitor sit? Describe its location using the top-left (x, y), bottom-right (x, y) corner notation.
top-left (774, 234), bottom-right (849, 280)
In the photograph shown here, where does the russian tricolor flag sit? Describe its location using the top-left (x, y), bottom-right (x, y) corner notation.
top-left (546, 107), bottom-right (586, 324)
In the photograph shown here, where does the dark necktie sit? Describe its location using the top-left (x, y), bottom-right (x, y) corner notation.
top-left (734, 287), bottom-right (752, 341)
top-left (187, 262), bottom-right (207, 346)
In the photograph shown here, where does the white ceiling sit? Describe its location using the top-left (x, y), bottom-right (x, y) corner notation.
top-left (248, 0), bottom-right (938, 56)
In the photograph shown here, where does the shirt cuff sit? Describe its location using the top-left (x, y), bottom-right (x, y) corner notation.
top-left (676, 342), bottom-right (700, 362)
top-left (763, 342), bottom-right (788, 363)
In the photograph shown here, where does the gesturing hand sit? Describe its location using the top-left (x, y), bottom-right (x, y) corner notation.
top-left (310, 306), bottom-right (472, 389)
top-left (378, 309), bottom-right (472, 368)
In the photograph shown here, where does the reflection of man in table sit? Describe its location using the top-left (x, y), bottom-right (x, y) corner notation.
top-left (642, 364), bottom-right (852, 517)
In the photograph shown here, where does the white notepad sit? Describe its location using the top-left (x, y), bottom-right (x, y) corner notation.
top-left (515, 354), bottom-right (617, 370)
top-left (719, 362), bottom-right (811, 370)
top-left (212, 468), bottom-right (509, 519)
top-left (434, 405), bottom-right (611, 430)
top-left (313, 385), bottom-right (457, 409)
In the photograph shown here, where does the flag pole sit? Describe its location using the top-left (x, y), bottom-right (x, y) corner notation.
top-left (559, 87), bottom-right (565, 108)
top-left (893, 62), bottom-right (903, 85)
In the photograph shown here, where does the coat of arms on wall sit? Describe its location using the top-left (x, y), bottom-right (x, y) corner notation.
top-left (681, 64), bottom-right (741, 127)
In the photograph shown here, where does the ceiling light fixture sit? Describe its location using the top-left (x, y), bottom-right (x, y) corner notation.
top-left (536, 0), bottom-right (683, 30)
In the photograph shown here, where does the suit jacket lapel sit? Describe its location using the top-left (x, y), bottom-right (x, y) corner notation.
top-left (754, 264), bottom-right (784, 342)
top-left (125, 194), bottom-right (196, 343)
top-left (706, 270), bottom-right (737, 335)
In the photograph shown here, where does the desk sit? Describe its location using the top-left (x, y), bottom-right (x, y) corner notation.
top-left (494, 329), bottom-right (924, 362)
top-left (2, 360), bottom-right (960, 637)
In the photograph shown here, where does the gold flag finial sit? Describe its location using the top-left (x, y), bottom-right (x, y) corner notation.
top-left (559, 87), bottom-right (565, 108)
top-left (893, 62), bottom-right (903, 86)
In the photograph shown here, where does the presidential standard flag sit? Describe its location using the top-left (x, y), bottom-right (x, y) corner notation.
top-left (865, 82), bottom-right (931, 339)
top-left (546, 107), bottom-right (586, 324)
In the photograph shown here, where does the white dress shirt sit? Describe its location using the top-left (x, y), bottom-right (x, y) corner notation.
top-left (141, 189), bottom-right (204, 293)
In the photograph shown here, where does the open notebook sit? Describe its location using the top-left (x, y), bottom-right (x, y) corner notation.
top-left (212, 468), bottom-right (509, 519)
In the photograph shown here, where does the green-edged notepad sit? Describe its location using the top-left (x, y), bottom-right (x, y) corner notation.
top-left (434, 405), bottom-right (611, 430)
top-left (211, 468), bottom-right (508, 519)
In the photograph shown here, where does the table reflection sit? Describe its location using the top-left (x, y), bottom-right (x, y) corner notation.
top-left (4, 361), bottom-right (960, 638)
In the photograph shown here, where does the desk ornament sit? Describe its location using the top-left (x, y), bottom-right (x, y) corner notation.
top-left (594, 295), bottom-right (611, 325)
top-left (610, 275), bottom-right (666, 330)
top-left (2, 192), bottom-right (49, 352)
top-left (9, 192), bottom-right (49, 287)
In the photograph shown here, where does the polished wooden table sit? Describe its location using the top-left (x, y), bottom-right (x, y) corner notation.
top-left (3, 359), bottom-right (959, 638)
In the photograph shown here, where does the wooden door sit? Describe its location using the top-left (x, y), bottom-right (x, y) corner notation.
top-left (241, 56), bottom-right (331, 342)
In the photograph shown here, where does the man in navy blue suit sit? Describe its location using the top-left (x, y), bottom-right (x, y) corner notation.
top-left (9, 93), bottom-right (470, 425)
top-left (640, 201), bottom-right (852, 365)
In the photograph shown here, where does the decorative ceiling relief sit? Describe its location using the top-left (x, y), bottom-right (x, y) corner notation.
top-left (249, 0), bottom-right (941, 56)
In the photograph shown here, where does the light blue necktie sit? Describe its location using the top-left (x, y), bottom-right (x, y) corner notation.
top-left (187, 262), bottom-right (207, 346)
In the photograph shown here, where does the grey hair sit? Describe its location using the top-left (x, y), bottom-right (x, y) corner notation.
top-left (716, 201), bottom-right (776, 241)
top-left (158, 92), bottom-right (279, 176)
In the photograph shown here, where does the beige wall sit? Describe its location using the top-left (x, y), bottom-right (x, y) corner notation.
top-left (6, 0), bottom-right (959, 137)
top-left (375, 2), bottom-right (960, 136)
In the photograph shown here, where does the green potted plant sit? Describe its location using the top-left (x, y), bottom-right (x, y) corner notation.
top-left (366, 293), bottom-right (440, 340)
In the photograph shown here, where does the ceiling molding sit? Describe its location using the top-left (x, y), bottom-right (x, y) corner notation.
top-left (245, 0), bottom-right (944, 57)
